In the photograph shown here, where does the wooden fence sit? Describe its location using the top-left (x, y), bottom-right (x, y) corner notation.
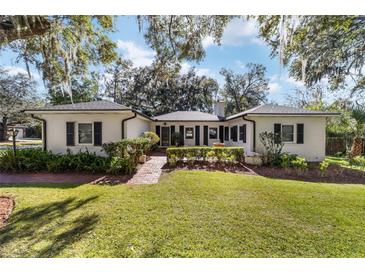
top-left (326, 137), bottom-right (365, 156)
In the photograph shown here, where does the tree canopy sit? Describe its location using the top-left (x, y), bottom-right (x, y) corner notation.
top-left (104, 60), bottom-right (218, 116)
top-left (220, 63), bottom-right (269, 116)
top-left (0, 67), bottom-right (40, 140)
top-left (255, 16), bottom-right (365, 102)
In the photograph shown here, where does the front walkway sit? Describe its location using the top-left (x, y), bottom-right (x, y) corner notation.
top-left (127, 152), bottom-right (167, 184)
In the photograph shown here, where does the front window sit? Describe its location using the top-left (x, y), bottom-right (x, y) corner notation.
top-left (185, 127), bottom-right (194, 139)
top-left (209, 127), bottom-right (217, 139)
top-left (282, 125), bottom-right (294, 142)
top-left (78, 123), bottom-right (92, 144)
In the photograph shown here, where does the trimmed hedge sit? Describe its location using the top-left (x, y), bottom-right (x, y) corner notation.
top-left (166, 146), bottom-right (244, 165)
top-left (0, 148), bottom-right (111, 173)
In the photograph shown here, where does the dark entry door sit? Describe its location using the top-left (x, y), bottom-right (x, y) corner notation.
top-left (161, 127), bottom-right (170, 146)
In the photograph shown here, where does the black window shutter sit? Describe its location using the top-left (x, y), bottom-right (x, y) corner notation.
top-left (155, 125), bottom-right (161, 146)
top-left (224, 126), bottom-right (229, 141)
top-left (66, 122), bottom-right (75, 146)
top-left (297, 123), bottom-right (304, 144)
top-left (170, 125), bottom-right (175, 145)
top-left (195, 125), bottom-right (200, 145)
top-left (219, 125), bottom-right (224, 143)
top-left (94, 122), bottom-right (102, 146)
top-left (240, 124), bottom-right (247, 143)
top-left (203, 125), bottom-right (208, 146)
top-left (274, 123), bottom-right (281, 144)
top-left (179, 125), bottom-right (184, 146)
top-left (232, 126), bottom-right (238, 142)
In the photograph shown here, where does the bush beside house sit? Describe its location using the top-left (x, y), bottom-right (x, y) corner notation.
top-left (0, 131), bottom-right (160, 175)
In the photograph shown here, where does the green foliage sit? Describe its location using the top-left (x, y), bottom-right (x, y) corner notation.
top-left (108, 156), bottom-right (136, 175)
top-left (256, 16), bottom-right (365, 99)
top-left (220, 64), bottom-right (269, 116)
top-left (0, 149), bottom-right (109, 173)
top-left (279, 153), bottom-right (298, 168)
top-left (1, 16), bottom-right (118, 97)
top-left (319, 159), bottom-right (330, 176)
top-left (291, 156), bottom-right (308, 171)
top-left (104, 62), bottom-right (218, 116)
top-left (143, 131), bottom-right (160, 148)
top-left (166, 146), bottom-right (244, 165)
top-left (350, 156), bottom-right (365, 168)
top-left (171, 132), bottom-right (182, 146)
top-left (259, 131), bottom-right (284, 165)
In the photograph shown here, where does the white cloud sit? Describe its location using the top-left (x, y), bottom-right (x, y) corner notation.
top-left (202, 36), bottom-right (215, 49)
top-left (117, 40), bottom-right (155, 67)
top-left (180, 62), bottom-right (214, 78)
top-left (220, 18), bottom-right (264, 47)
top-left (283, 75), bottom-right (304, 87)
top-left (268, 82), bottom-right (281, 93)
top-left (235, 60), bottom-right (246, 69)
top-left (3, 66), bottom-right (40, 80)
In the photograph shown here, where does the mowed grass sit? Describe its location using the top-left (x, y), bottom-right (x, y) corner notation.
top-left (1, 170), bottom-right (365, 257)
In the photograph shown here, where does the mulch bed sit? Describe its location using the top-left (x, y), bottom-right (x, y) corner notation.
top-left (163, 162), bottom-right (365, 184)
top-left (0, 172), bottom-right (131, 185)
top-left (250, 164), bottom-right (365, 184)
top-left (0, 196), bottom-right (14, 228)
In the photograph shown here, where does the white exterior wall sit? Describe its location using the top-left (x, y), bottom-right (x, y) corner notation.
top-left (152, 121), bottom-right (225, 147)
top-left (125, 116), bottom-right (151, 139)
top-left (251, 115), bottom-right (327, 162)
top-left (223, 118), bottom-right (253, 153)
top-left (37, 112), bottom-right (151, 156)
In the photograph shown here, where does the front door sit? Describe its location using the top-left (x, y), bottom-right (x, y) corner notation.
top-left (161, 127), bottom-right (170, 146)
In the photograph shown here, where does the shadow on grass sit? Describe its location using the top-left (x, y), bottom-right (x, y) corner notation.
top-left (0, 196), bottom-right (99, 257)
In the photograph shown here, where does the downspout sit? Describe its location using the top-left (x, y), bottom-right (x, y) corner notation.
top-left (121, 112), bottom-right (137, 139)
top-left (242, 115), bottom-right (256, 152)
top-left (31, 114), bottom-right (47, 151)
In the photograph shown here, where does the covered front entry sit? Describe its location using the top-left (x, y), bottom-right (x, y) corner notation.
top-left (161, 127), bottom-right (170, 146)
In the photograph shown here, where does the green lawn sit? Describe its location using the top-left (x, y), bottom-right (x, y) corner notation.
top-left (326, 156), bottom-right (365, 171)
top-left (1, 170), bottom-right (365, 257)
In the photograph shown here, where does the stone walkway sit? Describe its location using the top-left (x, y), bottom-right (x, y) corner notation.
top-left (127, 154), bottom-right (167, 184)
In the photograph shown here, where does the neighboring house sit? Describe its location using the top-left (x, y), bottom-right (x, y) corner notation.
top-left (25, 100), bottom-right (339, 161)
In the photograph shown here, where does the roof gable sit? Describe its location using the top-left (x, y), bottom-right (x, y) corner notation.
top-left (26, 100), bottom-right (130, 111)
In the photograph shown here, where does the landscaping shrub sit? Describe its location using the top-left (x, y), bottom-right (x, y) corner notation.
top-left (0, 148), bottom-right (110, 173)
top-left (319, 159), bottom-right (330, 176)
top-left (259, 131), bottom-right (284, 165)
top-left (143, 131), bottom-right (160, 149)
top-left (350, 156), bottom-right (365, 167)
top-left (279, 153), bottom-right (298, 168)
top-left (108, 156), bottom-right (136, 175)
top-left (166, 146), bottom-right (244, 165)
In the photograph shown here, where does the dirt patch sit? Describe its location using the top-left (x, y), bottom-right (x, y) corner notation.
top-left (162, 162), bottom-right (256, 175)
top-left (162, 162), bottom-right (365, 184)
top-left (0, 172), bottom-right (130, 185)
top-left (0, 196), bottom-right (14, 228)
top-left (250, 164), bottom-right (365, 184)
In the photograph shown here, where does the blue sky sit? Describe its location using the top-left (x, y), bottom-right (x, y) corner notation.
top-left (0, 16), bottom-right (305, 104)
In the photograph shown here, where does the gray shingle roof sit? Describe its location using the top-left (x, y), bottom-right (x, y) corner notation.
top-left (153, 111), bottom-right (222, 121)
top-left (27, 100), bottom-right (130, 111)
top-left (226, 104), bottom-right (339, 120)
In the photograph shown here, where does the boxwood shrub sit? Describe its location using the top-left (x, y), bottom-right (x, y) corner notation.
top-left (166, 146), bottom-right (244, 165)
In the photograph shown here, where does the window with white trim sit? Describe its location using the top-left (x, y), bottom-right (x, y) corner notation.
top-left (78, 123), bottom-right (92, 144)
top-left (185, 127), bottom-right (194, 139)
top-left (282, 125), bottom-right (294, 142)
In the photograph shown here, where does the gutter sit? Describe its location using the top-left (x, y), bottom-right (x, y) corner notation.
top-left (121, 112), bottom-right (137, 139)
top-left (31, 114), bottom-right (47, 151)
top-left (242, 115), bottom-right (256, 152)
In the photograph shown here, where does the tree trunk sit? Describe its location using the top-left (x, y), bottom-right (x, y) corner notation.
top-left (350, 137), bottom-right (363, 158)
top-left (0, 116), bottom-right (8, 142)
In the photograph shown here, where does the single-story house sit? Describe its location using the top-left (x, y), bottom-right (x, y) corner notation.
top-left (25, 100), bottom-right (339, 161)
